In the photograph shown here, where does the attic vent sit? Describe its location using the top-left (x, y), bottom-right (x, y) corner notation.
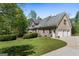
top-left (64, 19), bottom-right (66, 25)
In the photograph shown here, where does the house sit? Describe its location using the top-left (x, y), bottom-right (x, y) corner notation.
top-left (28, 12), bottom-right (72, 38)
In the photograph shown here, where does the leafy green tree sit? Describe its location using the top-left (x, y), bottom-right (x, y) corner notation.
top-left (0, 3), bottom-right (28, 36)
top-left (75, 11), bottom-right (79, 22)
top-left (37, 16), bottom-right (42, 20)
top-left (28, 10), bottom-right (37, 20)
top-left (72, 11), bottom-right (79, 35)
top-left (0, 11), bottom-right (11, 34)
top-left (13, 7), bottom-right (28, 36)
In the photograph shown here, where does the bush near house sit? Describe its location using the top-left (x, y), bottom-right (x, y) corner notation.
top-left (0, 34), bottom-right (17, 41)
top-left (0, 45), bottom-right (35, 56)
top-left (23, 32), bottom-right (38, 39)
top-left (72, 22), bottom-right (79, 36)
top-left (71, 11), bottom-right (79, 36)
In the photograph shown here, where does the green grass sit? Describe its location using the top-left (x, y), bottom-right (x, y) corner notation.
top-left (0, 37), bottom-right (67, 55)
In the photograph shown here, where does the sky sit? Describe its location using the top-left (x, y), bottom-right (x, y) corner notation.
top-left (18, 3), bottom-right (79, 18)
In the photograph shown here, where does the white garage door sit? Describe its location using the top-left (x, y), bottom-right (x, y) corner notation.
top-left (58, 31), bottom-right (63, 38)
top-left (58, 30), bottom-right (71, 38)
top-left (68, 31), bottom-right (71, 36)
top-left (63, 31), bottom-right (68, 37)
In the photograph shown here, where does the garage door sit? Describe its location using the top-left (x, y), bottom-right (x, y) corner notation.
top-left (58, 31), bottom-right (63, 38)
top-left (58, 30), bottom-right (71, 38)
top-left (63, 31), bottom-right (68, 37)
top-left (68, 31), bottom-right (71, 36)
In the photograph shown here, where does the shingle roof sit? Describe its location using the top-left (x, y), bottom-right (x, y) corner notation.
top-left (29, 12), bottom-right (68, 29)
top-left (33, 19), bottom-right (41, 25)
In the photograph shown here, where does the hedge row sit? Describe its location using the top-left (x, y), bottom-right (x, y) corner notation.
top-left (23, 32), bottom-right (38, 39)
top-left (0, 45), bottom-right (35, 56)
top-left (0, 34), bottom-right (17, 41)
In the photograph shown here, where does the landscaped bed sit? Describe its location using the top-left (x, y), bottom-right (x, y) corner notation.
top-left (0, 37), bottom-right (67, 56)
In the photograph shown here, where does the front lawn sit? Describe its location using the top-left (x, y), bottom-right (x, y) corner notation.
top-left (0, 37), bottom-right (67, 55)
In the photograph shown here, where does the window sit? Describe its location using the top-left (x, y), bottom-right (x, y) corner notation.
top-left (49, 30), bottom-right (52, 34)
top-left (64, 19), bottom-right (66, 25)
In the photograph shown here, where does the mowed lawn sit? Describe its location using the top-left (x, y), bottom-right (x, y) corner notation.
top-left (0, 37), bottom-right (67, 55)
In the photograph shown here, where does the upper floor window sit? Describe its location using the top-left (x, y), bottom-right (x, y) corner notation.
top-left (64, 19), bottom-right (66, 25)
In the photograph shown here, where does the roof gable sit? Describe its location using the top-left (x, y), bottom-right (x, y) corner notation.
top-left (29, 12), bottom-right (70, 29)
top-left (37, 12), bottom-right (67, 27)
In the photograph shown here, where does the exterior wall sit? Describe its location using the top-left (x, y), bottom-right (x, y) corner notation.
top-left (37, 29), bottom-right (56, 38)
top-left (38, 30), bottom-right (44, 36)
top-left (44, 30), bottom-right (50, 37)
top-left (56, 15), bottom-right (72, 38)
top-left (28, 29), bottom-right (36, 33)
top-left (29, 29), bottom-right (56, 38)
top-left (51, 30), bottom-right (55, 38)
top-left (37, 29), bottom-right (49, 37)
top-left (28, 30), bottom-right (34, 32)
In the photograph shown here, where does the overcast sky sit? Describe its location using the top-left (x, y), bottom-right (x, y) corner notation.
top-left (18, 3), bottom-right (79, 18)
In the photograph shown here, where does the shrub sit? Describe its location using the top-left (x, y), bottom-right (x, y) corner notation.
top-left (23, 32), bottom-right (38, 39)
top-left (38, 34), bottom-right (42, 37)
top-left (0, 45), bottom-right (35, 56)
top-left (0, 34), bottom-right (17, 41)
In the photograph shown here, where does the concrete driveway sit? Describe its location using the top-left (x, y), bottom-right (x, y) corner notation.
top-left (43, 36), bottom-right (79, 56)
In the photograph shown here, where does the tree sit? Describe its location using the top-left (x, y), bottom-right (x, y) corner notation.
top-left (0, 3), bottom-right (28, 36)
top-left (37, 16), bottom-right (42, 20)
top-left (0, 10), bottom-right (12, 34)
top-left (13, 7), bottom-right (28, 36)
top-left (75, 11), bottom-right (79, 22)
top-left (28, 10), bottom-right (37, 20)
